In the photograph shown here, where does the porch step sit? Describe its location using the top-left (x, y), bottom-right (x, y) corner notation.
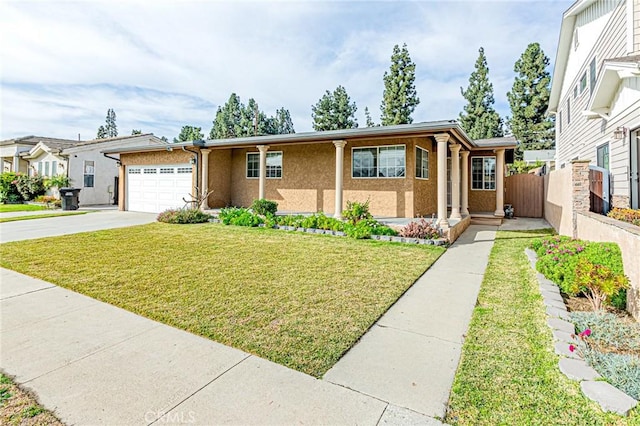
top-left (470, 214), bottom-right (503, 226)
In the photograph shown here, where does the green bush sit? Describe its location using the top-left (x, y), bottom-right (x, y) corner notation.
top-left (342, 199), bottom-right (372, 225)
top-left (157, 208), bottom-right (211, 224)
top-left (0, 172), bottom-right (24, 203)
top-left (250, 199), bottom-right (278, 216)
top-left (219, 207), bottom-right (263, 227)
top-left (574, 258), bottom-right (629, 311)
top-left (344, 218), bottom-right (397, 239)
top-left (45, 174), bottom-right (71, 189)
top-left (276, 214), bottom-right (306, 228)
top-left (14, 174), bottom-right (46, 201)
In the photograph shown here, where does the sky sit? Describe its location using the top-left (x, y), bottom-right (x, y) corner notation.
top-left (0, 0), bottom-right (573, 141)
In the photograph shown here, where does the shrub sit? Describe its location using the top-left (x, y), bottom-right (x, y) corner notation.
top-left (0, 172), bottom-right (24, 203)
top-left (570, 311), bottom-right (640, 351)
top-left (45, 174), bottom-right (71, 189)
top-left (342, 200), bottom-right (372, 225)
top-left (276, 214), bottom-right (306, 228)
top-left (250, 199), bottom-right (278, 216)
top-left (574, 258), bottom-right (629, 311)
top-left (219, 207), bottom-right (263, 227)
top-left (607, 207), bottom-right (640, 227)
top-left (344, 218), bottom-right (396, 239)
top-left (399, 218), bottom-right (440, 239)
top-left (157, 208), bottom-right (211, 224)
top-left (14, 174), bottom-right (46, 201)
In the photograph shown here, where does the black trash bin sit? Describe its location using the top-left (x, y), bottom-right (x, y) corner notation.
top-left (59, 188), bottom-right (81, 210)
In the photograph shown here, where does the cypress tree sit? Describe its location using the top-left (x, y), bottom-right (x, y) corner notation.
top-left (380, 43), bottom-right (419, 125)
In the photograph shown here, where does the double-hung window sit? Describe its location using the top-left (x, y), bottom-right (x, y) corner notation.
top-left (84, 160), bottom-right (95, 187)
top-left (246, 152), bottom-right (283, 178)
top-left (352, 145), bottom-right (405, 178)
top-left (51, 160), bottom-right (57, 176)
top-left (415, 147), bottom-right (429, 179)
top-left (596, 143), bottom-right (609, 170)
top-left (471, 157), bottom-right (496, 190)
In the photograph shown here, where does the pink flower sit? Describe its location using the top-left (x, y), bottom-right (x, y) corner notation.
top-left (580, 329), bottom-right (591, 337)
top-left (569, 344), bottom-right (576, 352)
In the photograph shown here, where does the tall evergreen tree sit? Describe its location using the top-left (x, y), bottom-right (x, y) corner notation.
top-left (270, 108), bottom-right (295, 134)
top-left (507, 42), bottom-right (555, 159)
top-left (311, 85), bottom-right (358, 131)
top-left (174, 126), bottom-right (204, 143)
top-left (96, 125), bottom-right (107, 139)
top-left (364, 107), bottom-right (375, 127)
top-left (131, 129), bottom-right (142, 135)
top-left (210, 93), bottom-right (243, 139)
top-left (459, 47), bottom-right (503, 139)
top-left (105, 108), bottom-right (117, 137)
top-left (380, 43), bottom-right (419, 125)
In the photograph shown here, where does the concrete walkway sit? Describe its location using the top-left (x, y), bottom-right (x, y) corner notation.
top-left (0, 225), bottom-right (499, 425)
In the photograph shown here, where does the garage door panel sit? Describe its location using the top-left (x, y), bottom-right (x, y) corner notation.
top-left (127, 164), bottom-right (192, 213)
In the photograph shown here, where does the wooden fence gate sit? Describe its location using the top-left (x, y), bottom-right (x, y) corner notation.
top-left (505, 174), bottom-right (544, 218)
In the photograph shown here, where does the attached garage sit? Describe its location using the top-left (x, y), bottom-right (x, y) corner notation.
top-left (126, 164), bottom-right (193, 213)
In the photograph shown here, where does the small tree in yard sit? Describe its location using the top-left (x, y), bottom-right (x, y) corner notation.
top-left (574, 258), bottom-right (629, 311)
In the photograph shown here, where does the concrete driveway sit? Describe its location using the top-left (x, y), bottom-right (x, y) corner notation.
top-left (0, 210), bottom-right (157, 243)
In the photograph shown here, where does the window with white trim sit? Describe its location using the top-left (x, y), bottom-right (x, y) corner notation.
top-left (143, 168), bottom-right (157, 174)
top-left (159, 167), bottom-right (174, 174)
top-left (471, 157), bottom-right (496, 190)
top-left (84, 160), bottom-right (95, 187)
top-left (128, 168), bottom-right (141, 174)
top-left (51, 160), bottom-right (57, 176)
top-left (596, 143), bottom-right (609, 169)
top-left (580, 72), bottom-right (587, 93)
top-left (44, 161), bottom-right (50, 176)
top-left (246, 152), bottom-right (283, 179)
top-left (415, 147), bottom-right (429, 179)
top-left (37, 162), bottom-right (43, 175)
top-left (352, 145), bottom-right (405, 178)
top-left (177, 167), bottom-right (191, 174)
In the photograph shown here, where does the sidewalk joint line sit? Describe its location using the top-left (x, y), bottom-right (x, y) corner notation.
top-left (375, 404), bottom-right (389, 426)
top-left (0, 285), bottom-right (57, 301)
top-left (375, 323), bottom-right (463, 346)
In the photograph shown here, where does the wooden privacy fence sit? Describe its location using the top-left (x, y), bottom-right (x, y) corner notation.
top-left (505, 174), bottom-right (544, 218)
top-left (588, 166), bottom-right (610, 214)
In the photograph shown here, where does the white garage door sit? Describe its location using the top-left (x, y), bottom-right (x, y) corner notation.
top-left (127, 165), bottom-right (193, 213)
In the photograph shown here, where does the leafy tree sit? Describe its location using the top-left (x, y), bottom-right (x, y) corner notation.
top-left (160, 136), bottom-right (169, 142)
top-left (311, 85), bottom-right (358, 131)
top-left (97, 125), bottom-right (107, 139)
top-left (380, 43), bottom-right (419, 125)
top-left (105, 108), bottom-right (117, 137)
top-left (507, 42), bottom-right (555, 159)
top-left (174, 126), bottom-right (204, 143)
top-left (270, 108), bottom-right (295, 134)
top-left (131, 129), bottom-right (142, 135)
top-left (459, 47), bottom-right (503, 139)
top-left (364, 107), bottom-right (376, 127)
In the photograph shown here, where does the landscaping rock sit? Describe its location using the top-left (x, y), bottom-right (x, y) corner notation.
top-left (536, 273), bottom-right (557, 288)
top-left (391, 237), bottom-right (404, 243)
top-left (546, 306), bottom-right (570, 321)
top-left (541, 291), bottom-right (564, 304)
top-left (543, 298), bottom-right (567, 310)
top-left (547, 317), bottom-right (576, 334)
top-left (539, 282), bottom-right (560, 292)
top-left (558, 358), bottom-right (600, 381)
top-left (379, 235), bottom-right (392, 242)
top-left (554, 341), bottom-right (581, 359)
top-left (524, 248), bottom-right (537, 268)
top-left (552, 329), bottom-right (576, 344)
top-left (580, 380), bottom-right (638, 416)
top-left (404, 238), bottom-right (419, 244)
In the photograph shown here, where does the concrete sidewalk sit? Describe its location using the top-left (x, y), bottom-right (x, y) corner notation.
top-left (324, 225), bottom-right (497, 419)
top-left (0, 225), bottom-right (498, 425)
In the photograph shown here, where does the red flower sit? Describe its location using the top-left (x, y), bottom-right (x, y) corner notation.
top-left (569, 344), bottom-right (576, 352)
top-left (580, 329), bottom-right (591, 337)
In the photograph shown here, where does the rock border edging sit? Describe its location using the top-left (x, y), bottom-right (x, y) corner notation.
top-left (524, 248), bottom-right (638, 416)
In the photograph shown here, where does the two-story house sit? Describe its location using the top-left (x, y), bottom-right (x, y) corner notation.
top-left (548, 0), bottom-right (640, 209)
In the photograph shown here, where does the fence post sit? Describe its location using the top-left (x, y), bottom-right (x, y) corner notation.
top-left (571, 160), bottom-right (591, 238)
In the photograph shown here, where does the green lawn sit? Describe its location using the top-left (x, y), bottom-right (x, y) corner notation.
top-left (446, 229), bottom-right (638, 425)
top-left (0, 204), bottom-right (46, 213)
top-left (0, 223), bottom-right (444, 377)
top-left (0, 211), bottom-right (87, 223)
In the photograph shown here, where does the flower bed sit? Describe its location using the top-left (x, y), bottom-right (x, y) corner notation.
top-left (607, 208), bottom-right (640, 227)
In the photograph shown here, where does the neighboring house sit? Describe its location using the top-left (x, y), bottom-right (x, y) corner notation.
top-left (0, 136), bottom-right (78, 174)
top-left (18, 134), bottom-right (166, 205)
top-left (523, 149), bottom-right (556, 172)
top-left (548, 0), bottom-right (640, 209)
top-left (104, 121), bottom-right (515, 235)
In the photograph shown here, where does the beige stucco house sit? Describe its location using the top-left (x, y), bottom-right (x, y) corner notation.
top-left (548, 0), bottom-right (640, 209)
top-left (104, 121), bottom-right (515, 236)
top-left (1, 136), bottom-right (79, 174)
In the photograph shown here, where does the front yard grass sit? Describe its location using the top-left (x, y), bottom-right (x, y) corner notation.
top-left (0, 222), bottom-right (443, 377)
top-left (445, 229), bottom-right (638, 425)
top-left (0, 204), bottom-right (46, 213)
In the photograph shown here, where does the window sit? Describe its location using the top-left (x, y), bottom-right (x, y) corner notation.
top-left (84, 160), bottom-right (95, 187)
top-left (159, 167), bottom-right (174, 174)
top-left (246, 152), bottom-right (283, 179)
top-left (566, 98), bottom-right (571, 126)
top-left (352, 145), bottom-right (405, 178)
top-left (51, 161), bottom-right (57, 176)
top-left (37, 162), bottom-right (43, 175)
top-left (44, 161), bottom-right (50, 176)
top-left (415, 147), bottom-right (429, 179)
top-left (597, 143), bottom-right (609, 169)
top-left (589, 57), bottom-right (597, 95)
top-left (471, 157), bottom-right (496, 190)
top-left (580, 72), bottom-right (587, 93)
top-left (128, 168), bottom-right (141, 174)
top-left (143, 168), bottom-right (157, 174)
top-left (177, 167), bottom-right (191, 174)
top-left (573, 86), bottom-right (578, 99)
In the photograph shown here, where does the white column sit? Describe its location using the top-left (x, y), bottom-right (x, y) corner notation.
top-left (201, 149), bottom-right (211, 210)
top-left (494, 148), bottom-right (506, 217)
top-left (460, 150), bottom-right (470, 216)
top-left (449, 143), bottom-right (461, 220)
top-left (333, 140), bottom-right (347, 218)
top-left (257, 145), bottom-right (269, 200)
top-left (435, 133), bottom-right (450, 228)
top-left (13, 155), bottom-right (20, 172)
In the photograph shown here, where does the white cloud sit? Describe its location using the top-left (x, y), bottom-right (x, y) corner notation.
top-left (0, 0), bottom-right (572, 140)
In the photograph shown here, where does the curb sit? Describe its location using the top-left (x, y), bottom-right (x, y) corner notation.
top-left (524, 248), bottom-right (638, 416)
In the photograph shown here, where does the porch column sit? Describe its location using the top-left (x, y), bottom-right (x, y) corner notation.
top-left (257, 145), bottom-right (269, 200)
top-left (201, 149), bottom-right (211, 210)
top-left (460, 150), bottom-right (470, 216)
top-left (12, 154), bottom-right (20, 172)
top-left (435, 133), bottom-right (450, 228)
top-left (449, 143), bottom-right (461, 220)
top-left (494, 148), bottom-right (506, 217)
top-left (333, 140), bottom-right (347, 218)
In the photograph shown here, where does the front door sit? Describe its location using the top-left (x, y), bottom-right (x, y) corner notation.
top-left (631, 130), bottom-right (639, 209)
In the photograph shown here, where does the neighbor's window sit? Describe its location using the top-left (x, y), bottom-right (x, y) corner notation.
top-left (471, 157), bottom-right (496, 190)
top-left (84, 160), bottom-right (95, 187)
top-left (415, 146), bottom-right (429, 179)
top-left (589, 57), bottom-right (597, 95)
top-left (246, 152), bottom-right (283, 179)
top-left (37, 162), bottom-right (43, 175)
top-left (51, 160), bottom-right (57, 176)
top-left (580, 72), bottom-right (587, 93)
top-left (44, 161), bottom-right (50, 176)
top-left (352, 145), bottom-right (405, 178)
top-left (596, 143), bottom-right (609, 169)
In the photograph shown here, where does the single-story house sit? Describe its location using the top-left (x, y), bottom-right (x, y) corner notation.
top-left (1, 136), bottom-right (78, 174)
top-left (19, 133), bottom-right (166, 205)
top-left (104, 121), bottom-right (515, 235)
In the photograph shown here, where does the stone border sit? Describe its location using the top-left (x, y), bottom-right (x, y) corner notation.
top-left (209, 218), bottom-right (448, 246)
top-left (524, 248), bottom-right (638, 416)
